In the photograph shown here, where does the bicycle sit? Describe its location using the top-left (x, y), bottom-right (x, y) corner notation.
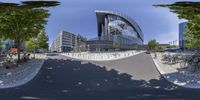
top-left (161, 54), bottom-right (181, 65)
top-left (2, 55), bottom-right (18, 69)
top-left (179, 52), bottom-right (200, 72)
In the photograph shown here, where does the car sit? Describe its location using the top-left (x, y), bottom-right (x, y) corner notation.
top-left (53, 51), bottom-right (57, 53)
top-left (146, 51), bottom-right (150, 54)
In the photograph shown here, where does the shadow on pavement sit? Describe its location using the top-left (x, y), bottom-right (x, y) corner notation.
top-left (0, 58), bottom-right (200, 100)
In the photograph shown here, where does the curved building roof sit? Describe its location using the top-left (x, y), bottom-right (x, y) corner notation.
top-left (95, 10), bottom-right (144, 42)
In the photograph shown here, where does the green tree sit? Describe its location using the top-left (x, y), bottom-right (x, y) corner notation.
top-left (0, 40), bottom-right (3, 52)
top-left (37, 30), bottom-right (49, 50)
top-left (25, 38), bottom-right (39, 52)
top-left (0, 40), bottom-right (3, 47)
top-left (148, 39), bottom-right (158, 51)
top-left (154, 2), bottom-right (200, 49)
top-left (0, 1), bottom-right (59, 61)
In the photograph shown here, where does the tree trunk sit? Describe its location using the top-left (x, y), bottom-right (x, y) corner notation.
top-left (17, 41), bottom-right (21, 62)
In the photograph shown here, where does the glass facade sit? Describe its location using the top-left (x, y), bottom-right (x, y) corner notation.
top-left (2, 40), bottom-right (15, 51)
top-left (87, 10), bottom-right (144, 51)
top-left (95, 10), bottom-right (144, 51)
top-left (107, 15), bottom-right (137, 38)
top-left (179, 22), bottom-right (187, 49)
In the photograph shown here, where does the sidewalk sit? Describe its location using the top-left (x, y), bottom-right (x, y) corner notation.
top-left (151, 52), bottom-right (200, 89)
top-left (0, 54), bottom-right (46, 89)
top-left (61, 50), bottom-right (145, 61)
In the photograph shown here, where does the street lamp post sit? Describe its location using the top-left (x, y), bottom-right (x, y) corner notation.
top-left (34, 38), bottom-right (37, 59)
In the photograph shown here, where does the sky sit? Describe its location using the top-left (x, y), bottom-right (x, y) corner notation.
top-left (3, 0), bottom-right (199, 45)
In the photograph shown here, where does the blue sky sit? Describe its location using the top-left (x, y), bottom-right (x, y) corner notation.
top-left (4, 0), bottom-right (199, 45)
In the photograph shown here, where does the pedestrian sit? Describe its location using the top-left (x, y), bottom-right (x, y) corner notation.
top-left (154, 53), bottom-right (157, 59)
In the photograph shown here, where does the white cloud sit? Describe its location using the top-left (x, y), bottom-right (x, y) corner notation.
top-left (150, 5), bottom-right (187, 45)
top-left (155, 31), bottom-right (178, 45)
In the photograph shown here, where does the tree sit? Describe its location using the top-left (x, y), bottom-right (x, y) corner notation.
top-left (0, 40), bottom-right (3, 52)
top-left (156, 46), bottom-right (164, 52)
top-left (0, 1), bottom-right (60, 61)
top-left (25, 38), bottom-right (39, 52)
top-left (37, 30), bottom-right (49, 50)
top-left (154, 2), bottom-right (200, 49)
top-left (148, 39), bottom-right (158, 51)
top-left (0, 40), bottom-right (3, 47)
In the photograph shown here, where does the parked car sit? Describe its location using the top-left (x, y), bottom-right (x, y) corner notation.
top-left (146, 50), bottom-right (150, 54)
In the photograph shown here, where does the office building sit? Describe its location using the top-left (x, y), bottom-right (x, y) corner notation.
top-left (1, 40), bottom-right (25, 52)
top-left (179, 22), bottom-right (187, 49)
top-left (87, 10), bottom-right (144, 51)
top-left (50, 31), bottom-right (87, 52)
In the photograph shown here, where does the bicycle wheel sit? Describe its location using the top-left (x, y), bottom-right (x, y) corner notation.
top-left (180, 61), bottom-right (186, 68)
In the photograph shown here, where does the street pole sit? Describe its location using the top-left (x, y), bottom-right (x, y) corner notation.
top-left (34, 38), bottom-right (37, 59)
top-left (34, 46), bottom-right (35, 59)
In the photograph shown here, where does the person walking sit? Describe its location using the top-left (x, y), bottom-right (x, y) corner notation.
top-left (154, 52), bottom-right (157, 59)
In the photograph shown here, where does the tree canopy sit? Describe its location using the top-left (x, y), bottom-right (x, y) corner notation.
top-left (0, 5), bottom-right (49, 42)
top-left (154, 2), bottom-right (200, 49)
top-left (37, 30), bottom-right (49, 50)
top-left (0, 40), bottom-right (3, 47)
top-left (148, 39), bottom-right (158, 51)
top-left (25, 38), bottom-right (39, 51)
top-left (21, 1), bottom-right (60, 8)
top-left (0, 1), bottom-right (60, 60)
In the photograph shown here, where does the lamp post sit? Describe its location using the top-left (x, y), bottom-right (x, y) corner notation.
top-left (34, 38), bottom-right (37, 59)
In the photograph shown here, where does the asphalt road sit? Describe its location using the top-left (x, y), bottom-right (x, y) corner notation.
top-left (88, 53), bottom-right (160, 81)
top-left (0, 53), bottom-right (200, 100)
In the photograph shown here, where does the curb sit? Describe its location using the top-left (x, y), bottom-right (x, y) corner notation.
top-left (150, 53), bottom-right (200, 89)
top-left (0, 55), bottom-right (46, 89)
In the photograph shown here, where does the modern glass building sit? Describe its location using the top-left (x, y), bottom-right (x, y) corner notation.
top-left (87, 10), bottom-right (144, 51)
top-left (1, 40), bottom-right (25, 52)
top-left (179, 22), bottom-right (187, 49)
top-left (1, 40), bottom-right (15, 52)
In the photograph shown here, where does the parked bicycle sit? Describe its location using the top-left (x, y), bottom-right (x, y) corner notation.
top-left (2, 54), bottom-right (18, 69)
top-left (161, 54), bottom-right (181, 64)
top-left (179, 52), bottom-right (200, 72)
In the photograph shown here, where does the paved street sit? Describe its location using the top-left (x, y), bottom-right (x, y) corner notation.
top-left (0, 53), bottom-right (200, 100)
top-left (88, 53), bottom-right (160, 81)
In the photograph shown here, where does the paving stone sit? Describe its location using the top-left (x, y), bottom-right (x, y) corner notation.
top-left (151, 52), bottom-right (200, 88)
top-left (0, 54), bottom-right (46, 89)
